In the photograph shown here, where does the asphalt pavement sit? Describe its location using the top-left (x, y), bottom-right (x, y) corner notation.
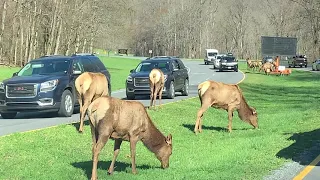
top-left (0, 59), bottom-right (244, 136)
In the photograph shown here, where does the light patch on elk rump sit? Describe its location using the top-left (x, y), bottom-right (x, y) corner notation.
top-left (198, 81), bottom-right (211, 97)
top-left (87, 98), bottom-right (110, 127)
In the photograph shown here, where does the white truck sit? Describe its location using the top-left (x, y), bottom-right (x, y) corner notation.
top-left (204, 49), bottom-right (219, 65)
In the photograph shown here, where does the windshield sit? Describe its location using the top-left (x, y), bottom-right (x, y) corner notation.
top-left (208, 52), bottom-right (217, 57)
top-left (223, 57), bottom-right (236, 62)
top-left (135, 61), bottom-right (170, 73)
top-left (18, 59), bottom-right (71, 76)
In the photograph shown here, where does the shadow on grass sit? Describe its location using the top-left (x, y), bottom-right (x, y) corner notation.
top-left (182, 123), bottom-right (252, 133)
top-left (182, 123), bottom-right (228, 132)
top-left (72, 160), bottom-right (154, 179)
top-left (276, 128), bottom-right (320, 166)
top-left (71, 119), bottom-right (90, 131)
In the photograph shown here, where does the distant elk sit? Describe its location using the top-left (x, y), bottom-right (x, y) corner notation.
top-left (75, 72), bottom-right (109, 133)
top-left (87, 96), bottom-right (173, 180)
top-left (194, 80), bottom-right (259, 134)
top-left (149, 68), bottom-right (165, 109)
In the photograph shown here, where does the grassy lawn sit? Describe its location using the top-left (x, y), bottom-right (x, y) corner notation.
top-left (0, 65), bottom-right (319, 179)
top-left (0, 56), bottom-right (142, 91)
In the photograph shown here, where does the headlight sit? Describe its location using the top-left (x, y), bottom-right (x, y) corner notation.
top-left (127, 76), bottom-right (133, 82)
top-left (40, 79), bottom-right (58, 92)
top-left (0, 82), bottom-right (4, 89)
top-left (164, 75), bottom-right (168, 82)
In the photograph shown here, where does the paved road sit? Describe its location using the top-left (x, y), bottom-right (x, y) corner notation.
top-left (0, 59), bottom-right (244, 136)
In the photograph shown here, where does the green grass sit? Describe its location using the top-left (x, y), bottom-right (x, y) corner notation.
top-left (0, 66), bottom-right (20, 81)
top-left (98, 56), bottom-right (141, 90)
top-left (0, 65), bottom-right (319, 179)
top-left (0, 56), bottom-right (142, 91)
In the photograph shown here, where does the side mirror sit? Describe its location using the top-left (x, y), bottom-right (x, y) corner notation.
top-left (73, 70), bottom-right (82, 75)
top-left (12, 72), bottom-right (18, 77)
top-left (130, 69), bottom-right (135, 73)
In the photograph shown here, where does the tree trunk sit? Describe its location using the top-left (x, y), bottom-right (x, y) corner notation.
top-left (46, 0), bottom-right (58, 55)
top-left (0, 1), bottom-right (8, 60)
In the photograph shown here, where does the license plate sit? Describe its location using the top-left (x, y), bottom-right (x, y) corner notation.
top-left (228, 66), bottom-right (231, 69)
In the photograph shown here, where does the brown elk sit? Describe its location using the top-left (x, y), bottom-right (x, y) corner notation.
top-left (86, 96), bottom-right (173, 180)
top-left (75, 72), bottom-right (109, 133)
top-left (259, 62), bottom-right (275, 75)
top-left (149, 68), bottom-right (165, 109)
top-left (194, 80), bottom-right (258, 134)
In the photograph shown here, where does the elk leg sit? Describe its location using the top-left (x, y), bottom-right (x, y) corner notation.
top-left (158, 85), bottom-right (164, 108)
top-left (149, 84), bottom-right (154, 109)
top-left (90, 121), bottom-right (97, 160)
top-left (79, 93), bottom-right (94, 132)
top-left (107, 139), bottom-right (123, 175)
top-left (77, 93), bottom-right (83, 130)
top-left (91, 131), bottom-right (111, 180)
top-left (129, 137), bottom-right (139, 174)
top-left (153, 85), bottom-right (160, 109)
top-left (194, 102), bottom-right (211, 134)
top-left (227, 107), bottom-right (235, 133)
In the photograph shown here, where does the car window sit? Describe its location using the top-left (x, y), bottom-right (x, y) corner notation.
top-left (80, 58), bottom-right (96, 72)
top-left (176, 59), bottom-right (186, 69)
top-left (172, 60), bottom-right (180, 70)
top-left (72, 59), bottom-right (84, 72)
top-left (89, 56), bottom-right (106, 71)
top-left (135, 61), bottom-right (170, 72)
top-left (18, 60), bottom-right (70, 76)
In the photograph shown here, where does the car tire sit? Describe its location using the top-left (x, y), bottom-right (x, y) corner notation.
top-left (305, 65), bottom-right (307, 68)
top-left (58, 90), bottom-right (74, 117)
top-left (167, 81), bottom-right (175, 99)
top-left (0, 112), bottom-right (17, 119)
top-left (234, 68), bottom-right (238, 72)
top-left (126, 92), bottom-right (135, 100)
top-left (181, 79), bottom-right (189, 96)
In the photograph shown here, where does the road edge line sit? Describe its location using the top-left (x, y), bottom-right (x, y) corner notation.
top-left (1, 69), bottom-right (247, 138)
top-left (293, 154), bottom-right (320, 180)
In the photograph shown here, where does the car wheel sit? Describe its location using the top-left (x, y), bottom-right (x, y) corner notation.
top-left (167, 81), bottom-right (175, 99)
top-left (305, 65), bottom-right (307, 68)
top-left (234, 67), bottom-right (238, 72)
top-left (58, 90), bottom-right (74, 117)
top-left (181, 79), bottom-right (189, 96)
top-left (126, 92), bottom-right (135, 100)
top-left (0, 112), bottom-right (17, 119)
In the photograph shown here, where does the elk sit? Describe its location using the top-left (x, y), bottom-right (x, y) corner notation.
top-left (86, 96), bottom-right (173, 180)
top-left (75, 72), bottom-right (109, 133)
top-left (194, 80), bottom-right (258, 134)
top-left (259, 62), bottom-right (275, 75)
top-left (149, 68), bottom-right (165, 109)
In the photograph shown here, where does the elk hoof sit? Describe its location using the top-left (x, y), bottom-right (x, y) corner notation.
top-left (107, 171), bottom-right (113, 175)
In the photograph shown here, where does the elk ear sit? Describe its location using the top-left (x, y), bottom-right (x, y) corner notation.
top-left (166, 134), bottom-right (172, 145)
top-left (251, 107), bottom-right (257, 115)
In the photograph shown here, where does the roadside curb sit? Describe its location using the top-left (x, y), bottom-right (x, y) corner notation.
top-left (293, 154), bottom-right (320, 180)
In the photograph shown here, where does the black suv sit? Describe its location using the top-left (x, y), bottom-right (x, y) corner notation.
top-left (0, 53), bottom-right (111, 119)
top-left (125, 56), bottom-right (189, 100)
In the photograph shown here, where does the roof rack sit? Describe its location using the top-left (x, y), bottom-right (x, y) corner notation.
top-left (40, 54), bottom-right (66, 58)
top-left (71, 53), bottom-right (95, 56)
top-left (148, 56), bottom-right (179, 59)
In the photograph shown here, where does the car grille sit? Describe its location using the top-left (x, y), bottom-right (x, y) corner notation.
top-left (6, 84), bottom-right (37, 98)
top-left (134, 78), bottom-right (150, 87)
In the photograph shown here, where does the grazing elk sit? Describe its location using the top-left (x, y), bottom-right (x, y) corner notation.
top-left (149, 68), bottom-right (165, 109)
top-left (194, 80), bottom-right (258, 134)
top-left (75, 72), bottom-right (109, 133)
top-left (259, 62), bottom-right (275, 75)
top-left (87, 96), bottom-right (173, 180)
